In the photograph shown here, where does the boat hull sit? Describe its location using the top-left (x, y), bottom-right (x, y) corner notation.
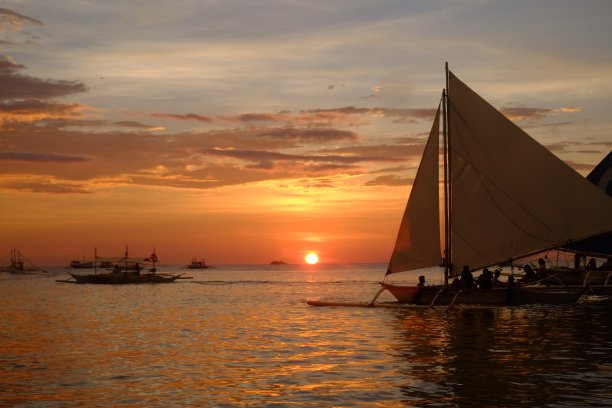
top-left (510, 285), bottom-right (586, 305)
top-left (69, 272), bottom-right (183, 284)
top-left (383, 283), bottom-right (585, 306)
top-left (381, 283), bottom-right (423, 303)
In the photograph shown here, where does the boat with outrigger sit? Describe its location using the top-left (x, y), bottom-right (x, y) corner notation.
top-left (59, 247), bottom-right (192, 284)
top-left (308, 65), bottom-right (612, 308)
top-left (1, 248), bottom-right (47, 274)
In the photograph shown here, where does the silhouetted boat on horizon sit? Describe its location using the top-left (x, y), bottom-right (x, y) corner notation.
top-left (187, 257), bottom-right (209, 269)
top-left (59, 247), bottom-right (191, 284)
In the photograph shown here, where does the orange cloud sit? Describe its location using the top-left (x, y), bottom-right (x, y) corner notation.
top-left (0, 99), bottom-right (89, 124)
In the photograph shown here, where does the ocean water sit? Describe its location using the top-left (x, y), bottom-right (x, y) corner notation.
top-left (1, 263), bottom-right (611, 407)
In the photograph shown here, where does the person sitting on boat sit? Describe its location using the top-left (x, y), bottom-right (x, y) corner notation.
top-left (491, 269), bottom-right (505, 287)
top-left (460, 265), bottom-right (475, 289)
top-left (417, 275), bottom-right (425, 286)
top-left (536, 258), bottom-right (548, 280)
top-left (476, 268), bottom-right (493, 289)
top-left (520, 264), bottom-right (537, 284)
top-left (574, 253), bottom-right (585, 270)
top-left (587, 257), bottom-right (598, 270)
top-left (450, 277), bottom-right (461, 288)
top-left (601, 257), bottom-right (612, 270)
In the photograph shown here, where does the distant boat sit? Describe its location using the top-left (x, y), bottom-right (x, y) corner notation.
top-left (1, 248), bottom-right (46, 274)
top-left (309, 65), bottom-right (610, 307)
top-left (187, 258), bottom-right (209, 269)
top-left (70, 260), bottom-right (94, 269)
top-left (67, 271), bottom-right (185, 284)
top-left (270, 260), bottom-right (287, 265)
top-left (59, 247), bottom-right (191, 284)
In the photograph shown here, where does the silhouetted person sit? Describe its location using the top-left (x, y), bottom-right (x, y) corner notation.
top-left (587, 257), bottom-right (597, 270)
top-left (460, 265), bottom-right (474, 289)
top-left (492, 269), bottom-right (505, 287)
top-left (574, 253), bottom-right (584, 270)
top-left (477, 268), bottom-right (493, 289)
top-left (521, 264), bottom-right (536, 284)
top-left (536, 258), bottom-right (547, 280)
top-left (601, 257), bottom-right (612, 271)
top-left (417, 275), bottom-right (425, 286)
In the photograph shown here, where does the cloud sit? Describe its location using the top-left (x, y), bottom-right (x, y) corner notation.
top-left (0, 8), bottom-right (43, 29)
top-left (500, 106), bottom-right (580, 122)
top-left (113, 121), bottom-right (165, 131)
top-left (0, 56), bottom-right (88, 100)
top-left (151, 112), bottom-right (214, 122)
top-left (316, 143), bottom-right (424, 159)
top-left (499, 106), bottom-right (552, 121)
top-left (365, 175), bottom-right (414, 187)
top-left (0, 177), bottom-right (91, 194)
top-left (0, 151), bottom-right (89, 163)
top-left (0, 99), bottom-right (89, 124)
top-left (258, 127), bottom-right (357, 143)
top-left (0, 7), bottom-right (42, 46)
top-left (202, 148), bottom-right (400, 165)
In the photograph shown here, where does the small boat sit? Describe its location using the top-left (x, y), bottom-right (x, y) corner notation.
top-left (60, 247), bottom-right (191, 284)
top-left (270, 260), bottom-right (287, 265)
top-left (70, 260), bottom-right (94, 269)
top-left (67, 271), bottom-right (186, 284)
top-left (187, 258), bottom-right (209, 269)
top-left (1, 249), bottom-right (46, 274)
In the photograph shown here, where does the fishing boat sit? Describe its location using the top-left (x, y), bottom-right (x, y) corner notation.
top-left (187, 258), bottom-right (209, 269)
top-left (1, 248), bottom-right (46, 274)
top-left (312, 65), bottom-right (611, 307)
top-left (70, 259), bottom-right (94, 269)
top-left (68, 271), bottom-right (184, 284)
top-left (60, 248), bottom-right (191, 284)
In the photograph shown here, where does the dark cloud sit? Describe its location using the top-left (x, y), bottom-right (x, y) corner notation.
top-left (0, 179), bottom-right (91, 194)
top-left (0, 56), bottom-right (88, 100)
top-left (307, 106), bottom-right (437, 122)
top-left (202, 148), bottom-right (400, 165)
top-left (0, 151), bottom-right (89, 163)
top-left (259, 127), bottom-right (357, 143)
top-left (151, 112), bottom-right (213, 122)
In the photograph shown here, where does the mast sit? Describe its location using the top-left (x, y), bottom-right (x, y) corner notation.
top-left (443, 62), bottom-right (451, 285)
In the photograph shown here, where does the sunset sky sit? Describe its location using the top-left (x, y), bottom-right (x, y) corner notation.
top-left (1, 1), bottom-right (611, 266)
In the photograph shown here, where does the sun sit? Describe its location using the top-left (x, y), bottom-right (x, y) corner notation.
top-left (305, 253), bottom-right (319, 265)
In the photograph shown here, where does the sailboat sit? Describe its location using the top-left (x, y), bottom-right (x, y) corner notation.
top-left (376, 65), bottom-right (612, 306)
top-left (309, 65), bottom-right (612, 308)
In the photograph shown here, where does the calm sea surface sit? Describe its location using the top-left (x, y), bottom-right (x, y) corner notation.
top-left (1, 264), bottom-right (611, 407)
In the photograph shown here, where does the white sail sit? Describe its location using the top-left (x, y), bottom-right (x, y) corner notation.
top-left (448, 72), bottom-right (612, 270)
top-left (387, 105), bottom-right (441, 274)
